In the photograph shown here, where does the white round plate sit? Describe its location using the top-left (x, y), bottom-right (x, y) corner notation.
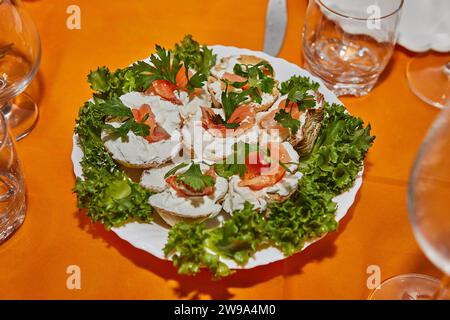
top-left (71, 45), bottom-right (363, 269)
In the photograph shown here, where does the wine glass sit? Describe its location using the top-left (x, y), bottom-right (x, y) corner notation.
top-left (369, 105), bottom-right (450, 300)
top-left (0, 0), bottom-right (41, 141)
top-left (407, 53), bottom-right (450, 109)
top-left (397, 0), bottom-right (450, 109)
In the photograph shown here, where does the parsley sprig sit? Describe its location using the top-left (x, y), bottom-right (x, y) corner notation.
top-left (214, 142), bottom-right (258, 178)
top-left (229, 61), bottom-right (275, 104)
top-left (274, 109), bottom-right (301, 134)
top-left (100, 98), bottom-right (150, 140)
top-left (135, 44), bottom-right (208, 93)
top-left (124, 46), bottom-right (181, 90)
top-left (274, 76), bottom-right (320, 134)
top-left (208, 85), bottom-right (250, 129)
top-left (221, 85), bottom-right (250, 121)
top-left (165, 162), bottom-right (215, 192)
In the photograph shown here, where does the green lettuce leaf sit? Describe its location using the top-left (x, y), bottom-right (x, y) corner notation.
top-left (164, 222), bottom-right (232, 278)
top-left (74, 99), bottom-right (153, 228)
top-left (74, 168), bottom-right (153, 229)
top-left (173, 34), bottom-right (217, 77)
top-left (299, 102), bottom-right (375, 194)
top-left (265, 180), bottom-right (338, 255)
top-left (208, 202), bottom-right (268, 265)
top-left (87, 66), bottom-right (140, 99)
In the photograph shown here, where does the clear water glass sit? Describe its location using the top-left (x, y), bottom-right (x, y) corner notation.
top-left (302, 0), bottom-right (404, 96)
top-left (0, 112), bottom-right (26, 244)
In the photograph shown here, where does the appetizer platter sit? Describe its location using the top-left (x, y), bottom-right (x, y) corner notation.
top-left (72, 36), bottom-right (374, 278)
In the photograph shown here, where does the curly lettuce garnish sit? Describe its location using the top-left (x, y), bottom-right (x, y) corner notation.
top-left (299, 102), bottom-right (375, 194)
top-left (74, 99), bottom-right (153, 229)
top-left (74, 168), bottom-right (153, 229)
top-left (87, 66), bottom-right (140, 100)
top-left (164, 222), bottom-right (232, 278)
top-left (209, 202), bottom-right (268, 265)
top-left (173, 34), bottom-right (217, 77)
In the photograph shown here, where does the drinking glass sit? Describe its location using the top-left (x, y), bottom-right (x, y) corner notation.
top-left (0, 111), bottom-right (26, 244)
top-left (302, 0), bottom-right (403, 96)
top-left (0, 0), bottom-right (41, 140)
top-left (369, 106), bottom-right (450, 300)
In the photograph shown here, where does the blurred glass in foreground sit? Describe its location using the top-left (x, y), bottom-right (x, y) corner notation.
top-left (370, 105), bottom-right (450, 300)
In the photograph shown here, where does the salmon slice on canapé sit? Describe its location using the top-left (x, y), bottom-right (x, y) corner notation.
top-left (200, 104), bottom-right (256, 138)
top-left (238, 142), bottom-right (292, 191)
top-left (131, 104), bottom-right (171, 143)
top-left (258, 99), bottom-right (304, 140)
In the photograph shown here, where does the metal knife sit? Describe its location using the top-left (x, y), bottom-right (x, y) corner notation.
top-left (263, 0), bottom-right (287, 56)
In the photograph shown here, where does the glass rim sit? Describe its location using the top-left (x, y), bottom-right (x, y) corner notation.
top-left (316, 0), bottom-right (404, 21)
top-left (368, 273), bottom-right (441, 299)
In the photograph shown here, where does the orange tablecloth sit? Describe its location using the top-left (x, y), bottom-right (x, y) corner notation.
top-left (0, 0), bottom-right (443, 299)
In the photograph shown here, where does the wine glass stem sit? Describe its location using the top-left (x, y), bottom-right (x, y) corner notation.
top-left (432, 275), bottom-right (450, 300)
top-left (444, 62), bottom-right (450, 77)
